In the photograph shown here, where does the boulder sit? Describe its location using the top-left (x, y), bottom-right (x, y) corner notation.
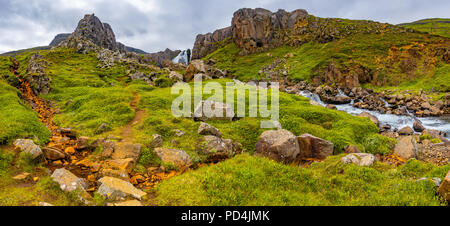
top-left (111, 143), bottom-right (141, 166)
top-left (151, 134), bottom-right (163, 148)
top-left (198, 122), bottom-right (222, 137)
top-left (358, 112), bottom-right (379, 127)
top-left (13, 139), bottom-right (43, 159)
top-left (341, 153), bottom-right (376, 166)
top-left (255, 129), bottom-right (300, 163)
top-left (185, 60), bottom-right (208, 82)
top-left (413, 120), bottom-right (425, 132)
top-left (99, 168), bottom-right (130, 181)
top-left (102, 158), bottom-right (135, 173)
top-left (344, 145), bottom-right (361, 154)
top-left (76, 136), bottom-right (90, 150)
top-left (42, 147), bottom-right (66, 160)
top-left (297, 134), bottom-right (334, 160)
top-left (59, 128), bottom-right (77, 138)
top-left (394, 136), bottom-right (418, 160)
top-left (154, 148), bottom-right (193, 169)
top-left (193, 100), bottom-right (234, 121)
top-left (51, 168), bottom-right (87, 192)
top-left (169, 71), bottom-right (183, 81)
top-left (196, 136), bottom-right (241, 162)
top-left (398, 126), bottom-right (414, 136)
top-left (437, 171), bottom-right (450, 202)
top-left (97, 177), bottom-right (147, 201)
top-left (326, 104), bottom-right (337, 110)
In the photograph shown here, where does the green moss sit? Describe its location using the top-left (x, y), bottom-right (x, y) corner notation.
top-left (153, 153), bottom-right (446, 206)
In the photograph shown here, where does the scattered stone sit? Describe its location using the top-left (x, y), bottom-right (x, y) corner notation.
top-left (64, 147), bottom-right (76, 155)
top-left (102, 158), bottom-right (134, 173)
top-left (198, 122), bottom-right (222, 137)
top-left (193, 100), bottom-right (234, 121)
top-left (76, 136), bottom-right (90, 150)
top-left (394, 136), bottom-right (418, 160)
top-left (344, 145), bottom-right (361, 154)
top-left (151, 134), bottom-right (163, 148)
top-left (97, 177), bottom-right (147, 201)
top-left (13, 172), bottom-right (31, 181)
top-left (341, 153), bottom-right (376, 166)
top-left (297, 134), bottom-right (334, 160)
top-left (255, 129), bottom-right (300, 163)
top-left (51, 168), bottom-right (88, 192)
top-left (437, 171), bottom-right (450, 202)
top-left (60, 128), bottom-right (77, 138)
top-left (42, 147), bottom-right (66, 160)
top-left (111, 143), bottom-right (141, 167)
top-left (13, 139), bottom-right (43, 159)
top-left (196, 136), bottom-right (240, 162)
top-left (169, 71), bottom-right (184, 81)
top-left (358, 112), bottom-right (379, 127)
top-left (100, 168), bottom-right (130, 181)
top-left (173, 129), bottom-right (185, 137)
top-left (154, 148), bottom-right (193, 169)
top-left (38, 202), bottom-right (54, 206)
top-left (326, 104), bottom-right (337, 110)
top-left (398, 126), bottom-right (414, 136)
top-left (102, 140), bottom-right (116, 158)
top-left (108, 200), bottom-right (143, 206)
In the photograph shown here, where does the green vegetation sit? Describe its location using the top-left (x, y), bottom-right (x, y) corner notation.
top-left (399, 18), bottom-right (450, 38)
top-left (153, 153), bottom-right (448, 206)
top-left (0, 79), bottom-right (50, 144)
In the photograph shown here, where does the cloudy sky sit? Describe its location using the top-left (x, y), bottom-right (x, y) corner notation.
top-left (0, 0), bottom-right (448, 53)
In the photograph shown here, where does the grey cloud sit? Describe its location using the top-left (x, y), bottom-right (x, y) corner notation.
top-left (0, 0), bottom-right (449, 53)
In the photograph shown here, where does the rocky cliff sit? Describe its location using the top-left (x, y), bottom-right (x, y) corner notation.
top-left (59, 14), bottom-right (126, 52)
top-left (192, 26), bottom-right (232, 59)
top-left (144, 48), bottom-right (181, 67)
top-left (49, 33), bottom-right (71, 46)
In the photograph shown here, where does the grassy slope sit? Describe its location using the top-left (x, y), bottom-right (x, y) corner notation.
top-left (205, 23), bottom-right (449, 94)
top-left (399, 18), bottom-right (450, 38)
top-left (0, 57), bottom-right (50, 145)
top-left (153, 153), bottom-right (449, 206)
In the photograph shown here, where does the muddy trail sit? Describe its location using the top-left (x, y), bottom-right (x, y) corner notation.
top-left (9, 58), bottom-right (181, 196)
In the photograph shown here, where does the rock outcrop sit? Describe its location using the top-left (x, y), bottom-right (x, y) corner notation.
top-left (49, 33), bottom-right (71, 46)
top-left (341, 153), bottom-right (376, 166)
top-left (59, 14), bottom-right (125, 52)
top-left (438, 171), bottom-right (450, 202)
top-left (232, 8), bottom-right (308, 54)
top-left (196, 135), bottom-right (241, 162)
top-left (144, 48), bottom-right (181, 67)
top-left (192, 26), bottom-right (232, 59)
top-left (154, 148), bottom-right (193, 169)
top-left (97, 177), bottom-right (146, 201)
top-left (13, 139), bottom-right (42, 160)
top-left (26, 53), bottom-right (51, 95)
top-left (297, 134), bottom-right (334, 160)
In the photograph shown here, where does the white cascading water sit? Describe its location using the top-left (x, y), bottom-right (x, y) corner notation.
top-left (297, 90), bottom-right (450, 137)
top-left (172, 50), bottom-right (189, 65)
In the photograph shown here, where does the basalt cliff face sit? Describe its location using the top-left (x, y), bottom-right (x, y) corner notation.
top-left (192, 26), bottom-right (232, 59)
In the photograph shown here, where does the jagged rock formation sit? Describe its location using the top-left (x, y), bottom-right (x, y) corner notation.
top-left (59, 14), bottom-right (125, 52)
top-left (26, 53), bottom-right (51, 95)
top-left (144, 48), bottom-right (181, 67)
top-left (192, 26), bottom-right (232, 59)
top-left (49, 33), bottom-right (71, 46)
top-left (232, 8), bottom-right (309, 54)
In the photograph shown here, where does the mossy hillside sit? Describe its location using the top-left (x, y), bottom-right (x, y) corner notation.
top-left (204, 22), bottom-right (449, 94)
top-left (152, 153), bottom-right (449, 206)
top-left (0, 79), bottom-right (50, 144)
top-left (129, 79), bottom-right (383, 169)
top-left (399, 18), bottom-right (450, 38)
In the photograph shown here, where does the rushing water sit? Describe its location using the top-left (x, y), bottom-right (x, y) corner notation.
top-left (172, 50), bottom-right (189, 65)
top-left (298, 90), bottom-right (450, 138)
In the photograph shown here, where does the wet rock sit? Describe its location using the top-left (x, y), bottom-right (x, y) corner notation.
top-left (398, 126), bottom-right (414, 136)
top-left (42, 147), bottom-right (66, 160)
top-left (437, 171), bottom-right (450, 202)
top-left (102, 140), bottom-right (116, 159)
top-left (341, 153), bottom-right (376, 166)
top-left (380, 124), bottom-right (392, 132)
top-left (99, 168), bottom-right (130, 181)
top-left (297, 134), bottom-right (334, 160)
top-left (154, 148), bottom-right (193, 169)
top-left (59, 128), bottom-right (77, 138)
top-left (358, 112), bottom-right (379, 127)
top-left (111, 143), bottom-right (141, 167)
top-left (198, 122), bottom-right (222, 137)
top-left (97, 177), bottom-right (147, 201)
top-left (309, 100), bottom-right (322, 106)
top-left (394, 136), bottom-right (418, 160)
top-left (196, 136), bottom-right (241, 162)
top-left (255, 129), bottom-right (300, 163)
top-left (151, 134), bottom-right (163, 148)
top-left (76, 136), bottom-right (90, 150)
top-left (13, 139), bottom-right (43, 159)
top-left (102, 158), bottom-right (135, 174)
top-left (326, 104), bottom-right (337, 110)
top-left (413, 120), bottom-right (425, 133)
top-left (344, 145), bottom-right (361, 154)
top-left (193, 100), bottom-right (234, 121)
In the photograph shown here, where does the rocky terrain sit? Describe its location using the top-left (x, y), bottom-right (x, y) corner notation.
top-left (0, 8), bottom-right (449, 206)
